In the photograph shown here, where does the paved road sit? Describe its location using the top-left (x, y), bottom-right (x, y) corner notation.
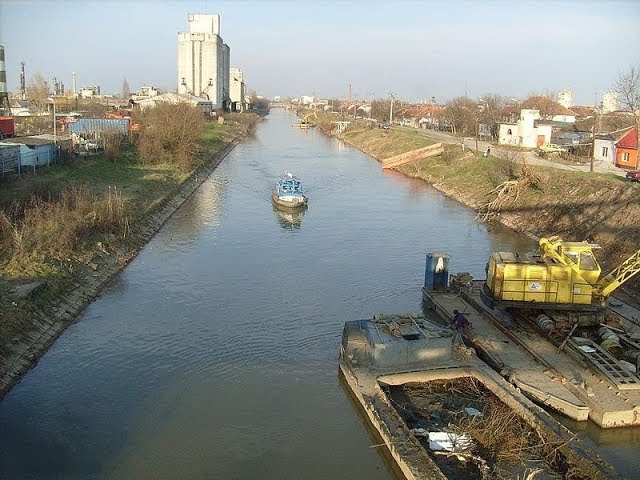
top-left (402, 127), bottom-right (628, 177)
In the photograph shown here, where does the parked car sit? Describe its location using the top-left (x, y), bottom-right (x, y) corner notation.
top-left (625, 170), bottom-right (640, 182)
top-left (538, 143), bottom-right (566, 154)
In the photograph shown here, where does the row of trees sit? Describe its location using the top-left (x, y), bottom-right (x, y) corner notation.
top-left (326, 66), bottom-right (640, 140)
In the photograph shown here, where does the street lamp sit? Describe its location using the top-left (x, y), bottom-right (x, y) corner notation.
top-left (47, 97), bottom-right (57, 145)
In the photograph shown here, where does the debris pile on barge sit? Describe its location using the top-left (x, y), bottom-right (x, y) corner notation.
top-left (339, 312), bottom-right (620, 480)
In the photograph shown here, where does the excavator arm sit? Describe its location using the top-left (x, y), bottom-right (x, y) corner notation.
top-left (596, 249), bottom-right (640, 299)
top-left (301, 111), bottom-right (317, 124)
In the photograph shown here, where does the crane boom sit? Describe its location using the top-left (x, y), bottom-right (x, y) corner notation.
top-left (301, 111), bottom-right (317, 124)
top-left (597, 249), bottom-right (640, 299)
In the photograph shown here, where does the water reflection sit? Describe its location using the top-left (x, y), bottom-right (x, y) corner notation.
top-left (272, 204), bottom-right (307, 230)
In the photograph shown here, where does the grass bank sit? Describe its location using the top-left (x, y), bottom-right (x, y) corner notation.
top-left (0, 113), bottom-right (259, 397)
top-left (315, 113), bottom-right (640, 300)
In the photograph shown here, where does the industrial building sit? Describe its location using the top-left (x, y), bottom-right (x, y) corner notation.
top-left (177, 13), bottom-right (230, 110)
top-left (229, 67), bottom-right (247, 112)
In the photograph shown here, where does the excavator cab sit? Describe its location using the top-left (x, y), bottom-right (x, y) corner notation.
top-left (484, 237), bottom-right (640, 312)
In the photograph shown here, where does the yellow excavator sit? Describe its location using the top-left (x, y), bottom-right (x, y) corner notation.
top-left (293, 111), bottom-right (317, 128)
top-left (483, 236), bottom-right (640, 319)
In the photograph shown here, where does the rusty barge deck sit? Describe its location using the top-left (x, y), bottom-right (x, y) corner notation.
top-left (422, 280), bottom-right (640, 428)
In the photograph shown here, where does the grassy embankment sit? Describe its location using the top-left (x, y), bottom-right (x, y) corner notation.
top-left (318, 114), bottom-right (640, 297)
top-left (0, 113), bottom-right (258, 357)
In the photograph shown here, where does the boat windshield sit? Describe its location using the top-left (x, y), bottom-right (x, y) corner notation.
top-left (280, 180), bottom-right (301, 192)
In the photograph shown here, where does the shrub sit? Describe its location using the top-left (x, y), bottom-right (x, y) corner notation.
top-left (1, 186), bottom-right (128, 270)
top-left (136, 101), bottom-right (206, 167)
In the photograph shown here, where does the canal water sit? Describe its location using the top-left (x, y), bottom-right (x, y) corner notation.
top-left (0, 109), bottom-right (635, 479)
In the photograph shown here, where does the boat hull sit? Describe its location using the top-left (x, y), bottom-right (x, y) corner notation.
top-left (272, 191), bottom-right (307, 209)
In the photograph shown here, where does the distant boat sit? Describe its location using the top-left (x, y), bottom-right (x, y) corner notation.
top-left (292, 122), bottom-right (316, 129)
top-left (272, 172), bottom-right (308, 209)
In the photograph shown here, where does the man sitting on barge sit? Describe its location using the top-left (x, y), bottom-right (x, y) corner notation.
top-left (452, 310), bottom-right (471, 331)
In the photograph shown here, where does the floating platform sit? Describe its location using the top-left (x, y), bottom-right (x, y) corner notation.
top-left (340, 313), bottom-right (620, 480)
top-left (422, 280), bottom-right (640, 429)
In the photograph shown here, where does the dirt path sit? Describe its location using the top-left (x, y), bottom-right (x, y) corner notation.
top-left (407, 127), bottom-right (628, 177)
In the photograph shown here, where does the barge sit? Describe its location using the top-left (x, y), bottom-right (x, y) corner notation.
top-left (422, 247), bottom-right (640, 429)
top-left (340, 313), bottom-right (620, 479)
top-left (338, 248), bottom-right (638, 479)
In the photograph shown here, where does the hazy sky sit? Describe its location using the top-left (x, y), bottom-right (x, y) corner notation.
top-left (1, 0), bottom-right (639, 105)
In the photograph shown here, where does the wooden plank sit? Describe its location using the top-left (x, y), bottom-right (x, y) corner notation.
top-left (381, 143), bottom-right (442, 167)
top-left (383, 146), bottom-right (444, 169)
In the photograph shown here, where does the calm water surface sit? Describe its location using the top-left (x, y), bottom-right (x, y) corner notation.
top-left (1, 110), bottom-right (636, 479)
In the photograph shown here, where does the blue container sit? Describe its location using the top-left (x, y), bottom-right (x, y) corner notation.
top-left (424, 252), bottom-right (449, 291)
top-left (68, 118), bottom-right (129, 134)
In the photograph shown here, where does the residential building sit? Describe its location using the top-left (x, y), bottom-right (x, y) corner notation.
top-left (519, 96), bottom-right (576, 123)
top-left (569, 106), bottom-right (595, 118)
top-left (398, 104), bottom-right (444, 130)
top-left (551, 130), bottom-right (590, 148)
top-left (132, 86), bottom-right (159, 100)
top-left (594, 136), bottom-right (615, 164)
top-left (556, 89), bottom-right (573, 109)
top-left (9, 99), bottom-right (37, 116)
top-left (601, 91), bottom-right (618, 113)
top-left (498, 109), bottom-right (552, 148)
top-left (615, 126), bottom-right (639, 170)
top-left (177, 13), bottom-right (230, 109)
top-left (229, 67), bottom-right (246, 112)
top-left (594, 127), bottom-right (634, 165)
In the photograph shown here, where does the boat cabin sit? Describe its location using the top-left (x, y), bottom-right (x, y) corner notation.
top-left (278, 177), bottom-right (302, 194)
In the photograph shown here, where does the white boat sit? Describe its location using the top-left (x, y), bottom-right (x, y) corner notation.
top-left (272, 173), bottom-right (308, 209)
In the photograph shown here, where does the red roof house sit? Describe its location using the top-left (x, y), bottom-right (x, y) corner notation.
top-left (615, 126), bottom-right (639, 169)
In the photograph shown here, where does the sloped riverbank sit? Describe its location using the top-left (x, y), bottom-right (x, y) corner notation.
top-left (0, 116), bottom-right (258, 399)
top-left (319, 118), bottom-right (640, 304)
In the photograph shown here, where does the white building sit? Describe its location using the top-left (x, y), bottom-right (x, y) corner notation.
top-left (601, 91), bottom-right (618, 113)
top-left (134, 86), bottom-right (159, 99)
top-left (498, 109), bottom-right (552, 148)
top-left (177, 13), bottom-right (230, 109)
top-left (229, 67), bottom-right (246, 112)
top-left (556, 89), bottom-right (573, 109)
top-left (133, 92), bottom-right (214, 115)
top-left (79, 85), bottom-right (101, 99)
top-left (301, 95), bottom-right (315, 105)
top-left (594, 135), bottom-right (616, 164)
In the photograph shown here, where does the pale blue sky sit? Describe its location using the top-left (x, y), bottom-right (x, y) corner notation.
top-left (1, 0), bottom-right (638, 104)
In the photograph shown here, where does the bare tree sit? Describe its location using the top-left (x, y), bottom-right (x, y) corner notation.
top-left (616, 66), bottom-right (640, 113)
top-left (520, 94), bottom-right (559, 119)
top-left (479, 93), bottom-right (505, 139)
top-left (26, 72), bottom-right (50, 113)
top-left (445, 96), bottom-right (477, 135)
top-left (122, 78), bottom-right (130, 100)
top-left (616, 66), bottom-right (640, 156)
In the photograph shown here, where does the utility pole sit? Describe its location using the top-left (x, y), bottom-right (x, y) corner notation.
top-left (389, 93), bottom-right (395, 126)
top-left (591, 106), bottom-right (598, 173)
top-left (475, 118), bottom-right (479, 153)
